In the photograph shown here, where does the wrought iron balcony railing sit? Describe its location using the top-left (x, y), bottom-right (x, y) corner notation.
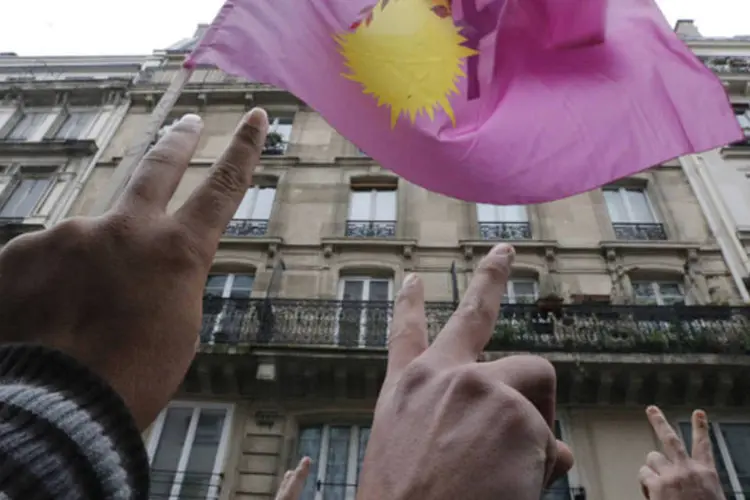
top-left (345, 220), bottom-right (396, 238)
top-left (200, 298), bottom-right (750, 355)
top-left (543, 487), bottom-right (586, 500)
top-left (479, 222), bottom-right (532, 240)
top-left (314, 481), bottom-right (585, 499)
top-left (149, 469), bottom-right (222, 499)
top-left (612, 222), bottom-right (667, 241)
top-left (224, 219), bottom-right (269, 237)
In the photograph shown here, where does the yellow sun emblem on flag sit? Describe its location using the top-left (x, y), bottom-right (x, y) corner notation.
top-left (336, 0), bottom-right (478, 128)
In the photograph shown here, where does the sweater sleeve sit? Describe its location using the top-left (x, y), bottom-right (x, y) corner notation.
top-left (0, 344), bottom-right (150, 500)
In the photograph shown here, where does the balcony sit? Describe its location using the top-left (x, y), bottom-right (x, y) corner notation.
top-left (345, 220), bottom-right (397, 238)
top-left (0, 138), bottom-right (98, 157)
top-left (612, 222), bottom-right (667, 241)
top-left (149, 470), bottom-right (222, 499)
top-left (199, 298), bottom-right (750, 355)
top-left (699, 55), bottom-right (750, 75)
top-left (479, 222), bottom-right (532, 240)
top-left (224, 219), bottom-right (268, 237)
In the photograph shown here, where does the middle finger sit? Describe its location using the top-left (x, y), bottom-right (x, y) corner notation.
top-left (646, 406), bottom-right (688, 462)
top-left (430, 244), bottom-right (514, 364)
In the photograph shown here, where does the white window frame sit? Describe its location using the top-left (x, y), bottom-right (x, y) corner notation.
top-left (146, 401), bottom-right (234, 500)
top-left (303, 423), bottom-right (371, 500)
top-left (269, 115), bottom-right (294, 150)
top-left (675, 416), bottom-right (750, 500)
top-left (336, 277), bottom-right (393, 347)
top-left (631, 280), bottom-right (685, 306)
top-left (233, 185), bottom-right (276, 221)
top-left (348, 187), bottom-right (397, 223)
top-left (53, 109), bottom-right (98, 140)
top-left (504, 280), bottom-right (539, 304)
top-left (5, 110), bottom-right (50, 141)
top-left (204, 273), bottom-right (255, 344)
top-left (476, 203), bottom-right (528, 223)
top-left (205, 273), bottom-right (255, 299)
top-left (603, 187), bottom-right (659, 224)
top-left (0, 167), bottom-right (57, 219)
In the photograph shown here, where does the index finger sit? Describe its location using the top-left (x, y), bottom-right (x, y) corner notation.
top-left (430, 244), bottom-right (514, 364)
top-left (691, 409), bottom-right (715, 467)
top-left (646, 405), bottom-right (688, 462)
top-left (174, 108), bottom-right (268, 252)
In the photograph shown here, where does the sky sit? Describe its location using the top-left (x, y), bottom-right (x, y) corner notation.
top-left (1, 0), bottom-right (748, 57)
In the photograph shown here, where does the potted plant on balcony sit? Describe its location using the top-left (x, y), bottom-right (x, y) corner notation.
top-left (536, 273), bottom-right (564, 314)
top-left (264, 130), bottom-right (286, 155)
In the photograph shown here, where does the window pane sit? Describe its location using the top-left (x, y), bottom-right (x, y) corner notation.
top-left (476, 203), bottom-right (497, 222)
top-left (657, 283), bottom-right (684, 305)
top-left (0, 178), bottom-right (50, 218)
top-left (179, 409), bottom-right (226, 499)
top-left (150, 408), bottom-right (193, 498)
top-left (252, 187), bottom-right (276, 220)
top-left (719, 424), bottom-right (750, 494)
top-left (368, 280), bottom-right (390, 301)
top-left (680, 423), bottom-right (734, 496)
top-left (233, 189), bottom-right (256, 220)
top-left (298, 427), bottom-right (323, 500)
top-left (324, 426), bottom-right (351, 500)
top-left (625, 189), bottom-right (655, 222)
top-left (512, 281), bottom-right (537, 304)
top-left (342, 280), bottom-right (365, 301)
top-left (229, 275), bottom-right (254, 298)
top-left (7, 112), bottom-right (46, 140)
top-left (356, 427), bottom-right (371, 485)
top-left (737, 112), bottom-right (750, 131)
top-left (270, 116), bottom-right (293, 142)
top-left (55, 111), bottom-right (96, 140)
top-left (603, 189), bottom-right (628, 222)
top-left (498, 205), bottom-right (527, 222)
top-left (632, 282), bottom-right (657, 305)
top-left (205, 275), bottom-right (228, 297)
top-left (348, 192), bottom-right (371, 221)
top-left (373, 190), bottom-right (396, 220)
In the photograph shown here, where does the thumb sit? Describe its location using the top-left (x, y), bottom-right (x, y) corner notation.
top-left (546, 441), bottom-right (574, 487)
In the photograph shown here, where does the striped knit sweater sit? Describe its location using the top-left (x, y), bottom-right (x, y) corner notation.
top-left (0, 344), bottom-right (150, 499)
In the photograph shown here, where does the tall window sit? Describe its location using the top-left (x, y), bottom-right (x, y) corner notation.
top-left (264, 115), bottom-right (294, 154)
top-left (338, 277), bottom-right (392, 347)
top-left (476, 204), bottom-right (531, 240)
top-left (544, 421), bottom-right (577, 500)
top-left (53, 110), bottom-right (96, 140)
top-left (502, 280), bottom-right (538, 304)
top-left (346, 185), bottom-right (397, 238)
top-left (603, 187), bottom-right (666, 241)
top-left (632, 280), bottom-right (684, 305)
top-left (297, 424), bottom-right (371, 500)
top-left (226, 185), bottom-right (276, 237)
top-left (147, 402), bottom-right (233, 500)
top-left (0, 167), bottom-right (54, 218)
top-left (203, 273), bottom-right (255, 344)
top-left (5, 111), bottom-right (48, 141)
top-left (679, 421), bottom-right (750, 499)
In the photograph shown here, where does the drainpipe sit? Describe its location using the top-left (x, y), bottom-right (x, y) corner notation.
top-left (680, 153), bottom-right (750, 302)
top-left (54, 96), bottom-right (132, 223)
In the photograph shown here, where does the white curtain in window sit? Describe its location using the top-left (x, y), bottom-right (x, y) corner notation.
top-left (604, 188), bottom-right (655, 223)
top-left (348, 190), bottom-right (396, 221)
top-left (233, 187), bottom-right (276, 220)
top-left (476, 203), bottom-right (527, 222)
top-left (373, 190), bottom-right (396, 220)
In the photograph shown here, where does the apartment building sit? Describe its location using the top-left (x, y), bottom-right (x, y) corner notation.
top-left (66, 23), bottom-right (750, 500)
top-left (0, 53), bottom-right (144, 240)
top-left (674, 20), bottom-right (750, 302)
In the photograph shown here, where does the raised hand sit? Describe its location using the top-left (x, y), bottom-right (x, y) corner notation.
top-left (639, 406), bottom-right (725, 500)
top-left (356, 244), bottom-right (574, 500)
top-left (275, 457), bottom-right (312, 500)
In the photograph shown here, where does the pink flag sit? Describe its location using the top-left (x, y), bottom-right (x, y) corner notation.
top-left (187, 0), bottom-right (743, 205)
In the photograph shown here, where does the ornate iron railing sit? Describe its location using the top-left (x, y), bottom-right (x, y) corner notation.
top-left (313, 481), bottom-right (585, 499)
top-left (224, 219), bottom-right (269, 237)
top-left (149, 469), bottom-right (222, 499)
top-left (200, 298), bottom-right (750, 355)
top-left (345, 220), bottom-right (397, 238)
top-left (612, 222), bottom-right (667, 241)
top-left (479, 222), bottom-right (532, 240)
top-left (699, 55), bottom-right (750, 75)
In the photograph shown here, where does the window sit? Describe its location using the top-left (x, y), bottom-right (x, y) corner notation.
top-left (632, 281), bottom-right (684, 305)
top-left (264, 115), bottom-right (294, 154)
top-left (0, 173), bottom-right (52, 219)
top-left (146, 403), bottom-right (233, 500)
top-left (738, 110), bottom-right (750, 132)
top-left (337, 277), bottom-right (392, 347)
top-left (202, 273), bottom-right (255, 344)
top-left (502, 280), bottom-right (538, 304)
top-left (53, 110), bottom-right (96, 140)
top-left (678, 421), bottom-right (750, 499)
top-left (544, 421), bottom-right (578, 500)
top-left (603, 187), bottom-right (666, 240)
top-left (297, 424), bottom-right (371, 500)
top-left (476, 204), bottom-right (531, 240)
top-left (346, 186), bottom-right (397, 237)
top-left (5, 111), bottom-right (47, 141)
top-left (226, 185), bottom-right (276, 237)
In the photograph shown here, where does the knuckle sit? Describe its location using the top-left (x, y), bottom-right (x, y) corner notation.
top-left (477, 253), bottom-right (512, 282)
top-left (236, 121), bottom-right (266, 154)
top-left (397, 363), bottom-right (434, 394)
top-left (208, 160), bottom-right (248, 199)
top-left (144, 144), bottom-right (179, 169)
top-left (454, 295), bottom-right (496, 327)
top-left (664, 434), bottom-right (684, 450)
top-left (450, 367), bottom-right (492, 399)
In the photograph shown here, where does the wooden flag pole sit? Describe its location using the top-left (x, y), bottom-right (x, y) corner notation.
top-left (88, 66), bottom-right (194, 216)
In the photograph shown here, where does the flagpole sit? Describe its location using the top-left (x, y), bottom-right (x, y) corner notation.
top-left (88, 65), bottom-right (194, 216)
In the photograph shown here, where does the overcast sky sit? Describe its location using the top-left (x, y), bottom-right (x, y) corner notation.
top-left (2, 0), bottom-right (748, 56)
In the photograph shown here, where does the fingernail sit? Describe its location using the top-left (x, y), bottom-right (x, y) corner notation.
top-left (695, 410), bottom-right (707, 426)
top-left (180, 113), bottom-right (203, 127)
top-left (403, 273), bottom-right (418, 287)
top-left (646, 405), bottom-right (659, 415)
top-left (243, 107), bottom-right (269, 131)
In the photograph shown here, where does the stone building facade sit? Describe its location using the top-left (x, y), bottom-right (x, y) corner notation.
top-left (65, 23), bottom-right (750, 500)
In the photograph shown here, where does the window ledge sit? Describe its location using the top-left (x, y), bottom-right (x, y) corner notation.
top-left (460, 239), bottom-right (558, 249)
top-left (599, 240), bottom-right (709, 252)
top-left (321, 236), bottom-right (418, 259)
top-left (334, 156), bottom-right (380, 167)
top-left (219, 235), bottom-right (284, 257)
top-left (0, 139), bottom-right (98, 157)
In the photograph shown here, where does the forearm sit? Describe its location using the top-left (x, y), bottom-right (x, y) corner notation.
top-left (0, 344), bottom-right (150, 500)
